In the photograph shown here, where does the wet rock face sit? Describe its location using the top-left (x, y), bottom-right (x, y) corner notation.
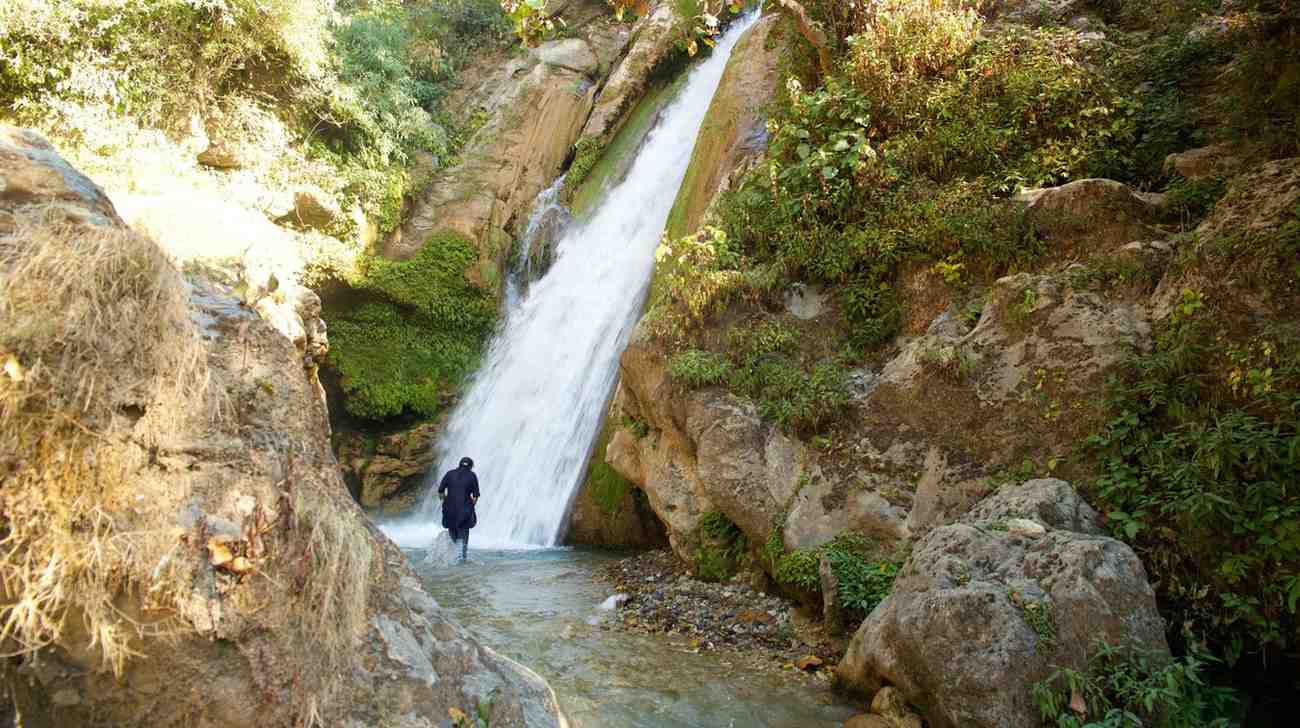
top-left (564, 473), bottom-right (670, 549)
top-left (387, 9), bottom-right (633, 276)
top-left (579, 3), bottom-right (681, 146)
top-left (336, 422), bottom-right (443, 511)
top-left (666, 10), bottom-right (787, 237)
top-left (0, 127), bottom-right (567, 728)
top-left (836, 480), bottom-right (1168, 728)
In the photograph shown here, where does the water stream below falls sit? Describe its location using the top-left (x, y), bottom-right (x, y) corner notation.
top-left (382, 11), bottom-right (762, 550)
top-left (375, 13), bottom-right (853, 726)
top-left (412, 548), bottom-right (858, 727)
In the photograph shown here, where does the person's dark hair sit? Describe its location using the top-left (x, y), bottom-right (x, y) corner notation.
top-left (459, 457), bottom-right (474, 469)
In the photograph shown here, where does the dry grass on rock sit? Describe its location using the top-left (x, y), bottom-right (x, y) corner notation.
top-left (0, 205), bottom-right (208, 674)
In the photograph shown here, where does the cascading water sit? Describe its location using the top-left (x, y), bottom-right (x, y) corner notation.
top-left (383, 11), bottom-right (760, 549)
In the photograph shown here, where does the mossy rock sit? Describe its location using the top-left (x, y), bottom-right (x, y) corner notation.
top-left (322, 234), bottom-right (497, 420)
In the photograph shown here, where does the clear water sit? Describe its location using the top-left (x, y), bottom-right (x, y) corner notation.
top-left (411, 548), bottom-right (858, 728)
top-left (382, 12), bottom-right (762, 549)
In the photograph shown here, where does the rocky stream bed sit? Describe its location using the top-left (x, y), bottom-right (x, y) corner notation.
top-left (411, 546), bottom-right (858, 727)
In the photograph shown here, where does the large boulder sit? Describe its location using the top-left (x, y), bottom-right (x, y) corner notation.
top-left (385, 8), bottom-right (633, 276)
top-left (578, 2), bottom-right (681, 146)
top-left (871, 265), bottom-right (1154, 488)
top-left (609, 330), bottom-right (812, 561)
top-left (1018, 178), bottom-right (1164, 260)
top-left (1150, 157), bottom-right (1300, 322)
top-left (837, 479), bottom-right (1168, 728)
top-left (0, 127), bottom-right (567, 728)
top-left (336, 422), bottom-right (443, 511)
top-left (1163, 143), bottom-right (1246, 181)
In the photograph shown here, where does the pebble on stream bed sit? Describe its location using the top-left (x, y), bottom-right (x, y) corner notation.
top-left (595, 550), bottom-right (842, 683)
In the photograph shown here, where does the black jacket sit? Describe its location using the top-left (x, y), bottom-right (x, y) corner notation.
top-left (438, 466), bottom-right (479, 530)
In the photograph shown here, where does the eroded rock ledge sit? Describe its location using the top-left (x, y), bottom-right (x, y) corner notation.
top-left (0, 127), bottom-right (567, 728)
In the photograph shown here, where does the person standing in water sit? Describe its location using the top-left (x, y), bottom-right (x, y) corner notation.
top-left (438, 456), bottom-right (479, 562)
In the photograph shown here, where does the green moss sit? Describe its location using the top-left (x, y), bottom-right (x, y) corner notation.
top-left (694, 510), bottom-right (747, 582)
top-left (575, 418), bottom-right (634, 519)
top-left (569, 76), bottom-right (689, 217)
top-left (324, 234), bottom-right (496, 420)
top-left (562, 136), bottom-right (603, 203)
top-left (588, 461), bottom-right (631, 516)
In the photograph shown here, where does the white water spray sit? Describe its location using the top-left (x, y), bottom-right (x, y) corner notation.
top-left (383, 12), bottom-right (760, 549)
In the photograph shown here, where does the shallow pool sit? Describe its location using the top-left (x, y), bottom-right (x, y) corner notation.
top-left (409, 547), bottom-right (857, 728)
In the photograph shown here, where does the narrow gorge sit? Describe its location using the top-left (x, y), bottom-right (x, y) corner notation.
top-left (3, 1), bottom-right (1299, 727)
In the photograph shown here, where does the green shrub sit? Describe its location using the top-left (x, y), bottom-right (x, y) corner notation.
top-left (732, 357), bottom-right (851, 433)
top-left (694, 510), bottom-right (747, 582)
top-left (329, 8), bottom-right (449, 162)
top-left (668, 349), bottom-right (732, 387)
top-left (825, 543), bottom-right (898, 614)
top-left (841, 281), bottom-right (901, 348)
top-left (693, 544), bottom-right (734, 583)
top-left (731, 319), bottom-right (800, 359)
top-left (1088, 306), bottom-right (1300, 663)
top-left (843, 0), bottom-right (983, 133)
top-left (0, 0), bottom-right (329, 127)
top-left (1032, 639), bottom-right (1239, 728)
top-left (1162, 176), bottom-right (1227, 227)
top-left (773, 532), bottom-right (899, 618)
top-left (774, 548), bottom-right (821, 591)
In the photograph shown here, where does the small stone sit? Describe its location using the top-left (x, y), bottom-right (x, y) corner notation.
top-left (784, 282), bottom-right (826, 320)
top-left (870, 685), bottom-right (909, 718)
top-left (197, 142), bottom-right (245, 169)
top-left (288, 187), bottom-right (343, 232)
top-left (52, 688), bottom-right (81, 707)
top-left (795, 654), bottom-right (823, 671)
top-left (1006, 518), bottom-right (1047, 538)
top-left (843, 714), bottom-right (892, 728)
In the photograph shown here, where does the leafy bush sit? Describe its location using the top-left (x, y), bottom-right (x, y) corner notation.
top-left (773, 532), bottom-right (899, 620)
top-left (774, 548), bottom-right (822, 591)
top-left (1032, 639), bottom-right (1239, 728)
top-left (841, 281), bottom-right (901, 348)
top-left (0, 0), bottom-right (330, 126)
top-left (1161, 176), bottom-right (1227, 226)
top-left (843, 0), bottom-right (983, 133)
top-left (730, 357), bottom-right (851, 433)
top-left (695, 510), bottom-right (746, 582)
top-left (825, 543), bottom-right (898, 614)
top-left (668, 349), bottom-right (732, 387)
top-left (1088, 304), bottom-right (1300, 663)
top-left (330, 8), bottom-right (450, 165)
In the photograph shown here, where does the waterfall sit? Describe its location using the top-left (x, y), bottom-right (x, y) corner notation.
top-left (382, 11), bottom-right (760, 549)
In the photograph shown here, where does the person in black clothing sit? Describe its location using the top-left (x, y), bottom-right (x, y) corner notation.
top-left (438, 456), bottom-right (479, 562)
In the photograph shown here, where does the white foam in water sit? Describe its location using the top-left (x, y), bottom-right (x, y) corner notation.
top-left (382, 12), bottom-right (761, 551)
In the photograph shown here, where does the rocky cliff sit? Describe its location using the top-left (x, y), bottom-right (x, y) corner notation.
top-left (0, 127), bottom-right (567, 728)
